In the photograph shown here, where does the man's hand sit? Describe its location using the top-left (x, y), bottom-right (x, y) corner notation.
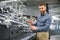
top-left (29, 26), bottom-right (37, 30)
top-left (27, 20), bottom-right (33, 26)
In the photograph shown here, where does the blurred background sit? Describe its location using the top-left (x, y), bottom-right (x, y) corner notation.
top-left (0, 0), bottom-right (60, 40)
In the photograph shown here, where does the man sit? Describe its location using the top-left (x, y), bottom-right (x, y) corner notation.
top-left (29, 2), bottom-right (51, 40)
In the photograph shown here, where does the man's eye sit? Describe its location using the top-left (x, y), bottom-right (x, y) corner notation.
top-left (39, 8), bottom-right (43, 9)
top-left (42, 8), bottom-right (43, 9)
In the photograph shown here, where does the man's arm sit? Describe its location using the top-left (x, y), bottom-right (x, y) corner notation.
top-left (36, 18), bottom-right (51, 31)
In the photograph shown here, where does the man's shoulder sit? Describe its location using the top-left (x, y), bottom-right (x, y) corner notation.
top-left (46, 13), bottom-right (50, 17)
top-left (45, 13), bottom-right (51, 19)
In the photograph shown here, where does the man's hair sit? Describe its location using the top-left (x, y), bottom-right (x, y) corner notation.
top-left (39, 2), bottom-right (46, 6)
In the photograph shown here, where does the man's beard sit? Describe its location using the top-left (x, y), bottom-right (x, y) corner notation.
top-left (40, 11), bottom-right (45, 16)
top-left (41, 13), bottom-right (44, 16)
